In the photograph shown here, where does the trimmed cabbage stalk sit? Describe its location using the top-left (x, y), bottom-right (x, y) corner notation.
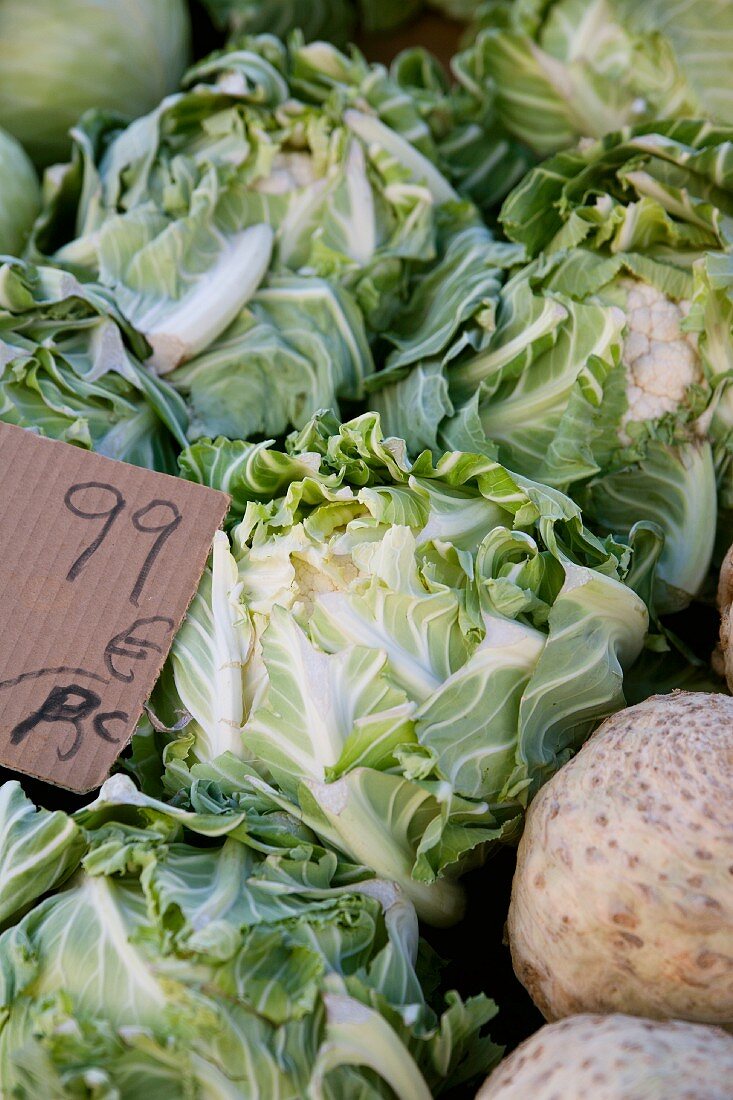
top-left (0, 0), bottom-right (191, 166)
top-left (147, 411), bottom-right (649, 926)
top-left (373, 120), bottom-right (733, 613)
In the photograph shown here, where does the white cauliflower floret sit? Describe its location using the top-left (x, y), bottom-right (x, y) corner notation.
top-left (619, 278), bottom-right (701, 441)
top-left (291, 552), bottom-right (360, 619)
top-left (251, 150), bottom-right (318, 195)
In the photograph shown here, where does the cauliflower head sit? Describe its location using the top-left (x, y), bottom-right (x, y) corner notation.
top-left (619, 278), bottom-right (701, 440)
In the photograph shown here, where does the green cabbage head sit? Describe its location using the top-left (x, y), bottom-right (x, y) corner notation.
top-left (148, 412), bottom-right (649, 926)
top-left (201, 0), bottom-right (483, 42)
top-left (0, 258), bottom-right (188, 473)
top-left (0, 0), bottom-right (191, 166)
top-left (458, 0), bottom-right (733, 158)
top-left (0, 128), bottom-right (39, 254)
top-left (0, 780), bottom-right (501, 1098)
top-left (30, 36), bottom-right (469, 443)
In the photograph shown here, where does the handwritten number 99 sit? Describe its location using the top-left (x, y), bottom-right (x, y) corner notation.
top-left (65, 483), bottom-right (181, 605)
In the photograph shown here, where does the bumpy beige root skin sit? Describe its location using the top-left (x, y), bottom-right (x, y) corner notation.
top-left (714, 544), bottom-right (733, 689)
top-left (508, 692), bottom-right (733, 1027)
top-left (476, 1014), bottom-right (733, 1100)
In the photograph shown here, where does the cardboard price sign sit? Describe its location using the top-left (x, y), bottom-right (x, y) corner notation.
top-left (0, 423), bottom-right (229, 792)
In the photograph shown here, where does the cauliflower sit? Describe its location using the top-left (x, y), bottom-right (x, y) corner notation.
top-left (251, 150), bottom-right (320, 194)
top-left (476, 1015), bottom-right (733, 1100)
top-left (619, 278), bottom-right (701, 441)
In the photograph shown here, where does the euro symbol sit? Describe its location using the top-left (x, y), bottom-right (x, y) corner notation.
top-left (103, 616), bottom-right (175, 683)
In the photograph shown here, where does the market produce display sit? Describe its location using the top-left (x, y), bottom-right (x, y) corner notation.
top-left (0, 1), bottom-right (730, 1096)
